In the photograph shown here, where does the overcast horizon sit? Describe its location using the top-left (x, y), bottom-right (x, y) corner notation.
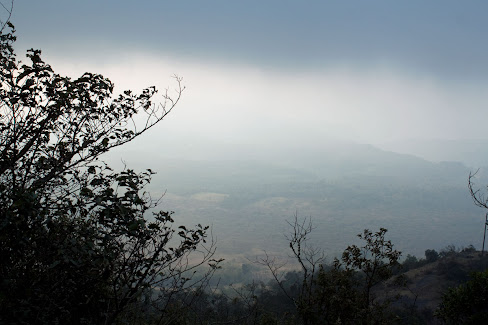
top-left (9, 1), bottom-right (488, 163)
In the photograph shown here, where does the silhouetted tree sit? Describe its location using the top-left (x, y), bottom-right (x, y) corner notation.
top-left (468, 170), bottom-right (488, 255)
top-left (425, 249), bottom-right (439, 263)
top-left (259, 214), bottom-right (402, 324)
top-left (0, 23), bottom-right (220, 324)
top-left (338, 228), bottom-right (402, 324)
top-left (402, 254), bottom-right (419, 271)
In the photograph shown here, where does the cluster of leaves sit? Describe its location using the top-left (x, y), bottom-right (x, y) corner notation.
top-left (0, 23), bottom-right (220, 324)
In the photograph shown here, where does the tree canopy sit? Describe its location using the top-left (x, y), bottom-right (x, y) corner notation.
top-left (0, 23), bottom-right (220, 324)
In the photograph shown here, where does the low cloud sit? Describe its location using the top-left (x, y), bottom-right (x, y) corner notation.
top-left (45, 52), bottom-right (488, 150)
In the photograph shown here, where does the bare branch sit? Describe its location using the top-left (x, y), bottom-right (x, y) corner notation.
top-left (0, 0), bottom-right (13, 33)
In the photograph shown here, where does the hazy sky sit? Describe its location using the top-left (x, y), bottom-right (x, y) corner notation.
top-left (9, 1), bottom-right (488, 152)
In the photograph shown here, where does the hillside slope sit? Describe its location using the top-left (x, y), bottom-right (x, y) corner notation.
top-left (379, 251), bottom-right (488, 322)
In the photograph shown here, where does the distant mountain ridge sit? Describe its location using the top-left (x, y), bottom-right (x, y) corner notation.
top-left (378, 138), bottom-right (488, 168)
top-left (110, 136), bottom-right (474, 183)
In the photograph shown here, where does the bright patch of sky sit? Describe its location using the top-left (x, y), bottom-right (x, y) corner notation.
top-left (9, 1), bottom-right (488, 152)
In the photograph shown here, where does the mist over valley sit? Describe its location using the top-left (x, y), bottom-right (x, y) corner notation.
top-left (107, 136), bottom-right (485, 261)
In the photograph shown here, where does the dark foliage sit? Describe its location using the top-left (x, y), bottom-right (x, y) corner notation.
top-left (258, 215), bottom-right (403, 325)
top-left (436, 270), bottom-right (488, 324)
top-left (0, 23), bottom-right (220, 324)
